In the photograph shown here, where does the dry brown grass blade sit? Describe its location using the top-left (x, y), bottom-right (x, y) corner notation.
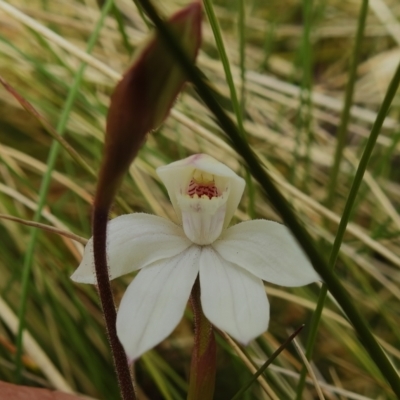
top-left (218, 330), bottom-right (279, 400)
top-left (0, 298), bottom-right (73, 393)
top-left (292, 338), bottom-right (325, 400)
top-left (0, 214), bottom-right (87, 245)
top-left (0, 75), bottom-right (96, 178)
top-left (0, 183), bottom-right (83, 259)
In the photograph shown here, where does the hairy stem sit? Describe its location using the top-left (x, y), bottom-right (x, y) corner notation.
top-left (92, 206), bottom-right (136, 400)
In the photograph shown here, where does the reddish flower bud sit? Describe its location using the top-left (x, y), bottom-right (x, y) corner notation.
top-left (97, 2), bottom-right (202, 208)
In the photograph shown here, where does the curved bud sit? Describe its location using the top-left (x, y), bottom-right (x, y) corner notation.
top-left (97, 2), bottom-right (202, 208)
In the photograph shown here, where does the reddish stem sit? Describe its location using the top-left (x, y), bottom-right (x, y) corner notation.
top-left (92, 206), bottom-right (136, 400)
top-left (188, 278), bottom-right (216, 400)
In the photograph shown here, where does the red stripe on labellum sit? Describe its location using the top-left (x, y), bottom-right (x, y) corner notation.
top-left (187, 179), bottom-right (220, 199)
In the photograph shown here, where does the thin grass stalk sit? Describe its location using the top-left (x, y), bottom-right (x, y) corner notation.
top-left (134, 1), bottom-right (400, 396)
top-left (142, 351), bottom-right (188, 393)
top-left (300, 0), bottom-right (313, 190)
top-left (299, 0), bottom-right (314, 190)
top-left (237, 0), bottom-right (246, 117)
top-left (295, 1), bottom-right (370, 397)
top-left (131, 0), bottom-right (151, 29)
top-left (140, 354), bottom-right (177, 400)
top-left (15, 0), bottom-right (115, 381)
top-left (0, 214), bottom-right (87, 245)
top-left (326, 0), bottom-right (369, 205)
top-left (236, 0), bottom-right (256, 219)
top-left (374, 129), bottom-right (400, 178)
top-left (203, 0), bottom-right (256, 219)
top-left (289, 0), bottom-right (313, 186)
top-left (203, 0), bottom-right (245, 136)
top-left (111, 3), bottom-right (134, 54)
top-left (259, 21), bottom-right (275, 71)
top-left (231, 326), bottom-right (304, 400)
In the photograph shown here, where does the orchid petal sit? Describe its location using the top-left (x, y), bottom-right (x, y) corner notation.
top-left (213, 220), bottom-right (320, 287)
top-left (116, 245), bottom-right (200, 361)
top-left (199, 247), bottom-right (269, 344)
top-left (156, 154), bottom-right (245, 229)
top-left (71, 213), bottom-right (191, 284)
top-left (177, 192), bottom-right (228, 245)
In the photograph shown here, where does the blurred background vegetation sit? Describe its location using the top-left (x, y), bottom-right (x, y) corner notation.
top-left (0, 0), bottom-right (399, 399)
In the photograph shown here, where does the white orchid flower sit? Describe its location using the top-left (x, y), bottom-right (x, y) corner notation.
top-left (71, 154), bottom-right (319, 361)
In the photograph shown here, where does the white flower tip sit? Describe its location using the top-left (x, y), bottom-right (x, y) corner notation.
top-left (70, 237), bottom-right (97, 284)
top-left (238, 319), bottom-right (269, 345)
top-left (215, 220), bottom-right (320, 287)
top-left (116, 246), bottom-right (200, 362)
top-left (70, 269), bottom-right (96, 284)
top-left (225, 320), bottom-right (269, 345)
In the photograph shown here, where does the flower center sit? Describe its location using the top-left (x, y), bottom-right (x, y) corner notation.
top-left (187, 170), bottom-right (220, 199)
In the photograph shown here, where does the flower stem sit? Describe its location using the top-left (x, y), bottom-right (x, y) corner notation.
top-left (188, 278), bottom-right (216, 400)
top-left (92, 207), bottom-right (136, 400)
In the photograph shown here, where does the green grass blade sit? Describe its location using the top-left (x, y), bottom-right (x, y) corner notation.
top-left (15, 0), bottom-right (115, 381)
top-left (291, 0), bottom-right (314, 189)
top-left (326, 0), bottom-right (370, 205)
top-left (295, 0), bottom-right (370, 397)
top-left (111, 3), bottom-right (134, 54)
top-left (237, 0), bottom-right (246, 116)
top-left (203, 0), bottom-right (245, 136)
